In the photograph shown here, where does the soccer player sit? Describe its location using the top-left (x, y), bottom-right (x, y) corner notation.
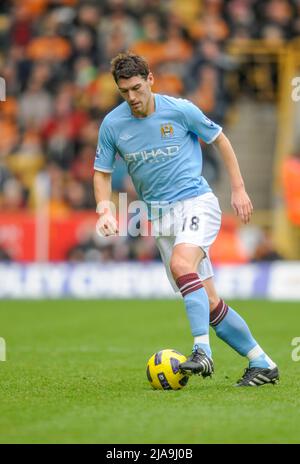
top-left (93, 52), bottom-right (279, 386)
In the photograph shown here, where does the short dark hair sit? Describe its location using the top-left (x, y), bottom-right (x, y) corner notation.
top-left (110, 52), bottom-right (150, 83)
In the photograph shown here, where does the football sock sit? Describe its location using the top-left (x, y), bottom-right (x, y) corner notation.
top-left (176, 273), bottom-right (211, 358)
top-left (210, 299), bottom-right (276, 368)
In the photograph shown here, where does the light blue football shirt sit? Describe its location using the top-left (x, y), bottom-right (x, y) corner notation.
top-left (94, 94), bottom-right (222, 219)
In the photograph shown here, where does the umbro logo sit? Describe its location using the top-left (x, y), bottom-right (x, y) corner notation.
top-left (120, 134), bottom-right (133, 141)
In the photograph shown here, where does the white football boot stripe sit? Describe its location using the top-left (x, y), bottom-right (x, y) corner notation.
top-left (257, 374), bottom-right (271, 383)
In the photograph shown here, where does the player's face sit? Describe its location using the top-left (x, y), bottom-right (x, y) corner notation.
top-left (117, 74), bottom-right (154, 117)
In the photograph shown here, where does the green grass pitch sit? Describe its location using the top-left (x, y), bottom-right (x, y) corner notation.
top-left (0, 299), bottom-right (300, 444)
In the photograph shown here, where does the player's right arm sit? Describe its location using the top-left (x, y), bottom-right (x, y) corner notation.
top-left (93, 118), bottom-right (118, 236)
top-left (93, 171), bottom-right (118, 236)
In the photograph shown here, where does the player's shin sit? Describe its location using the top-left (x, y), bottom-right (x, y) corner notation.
top-left (210, 299), bottom-right (276, 369)
top-left (176, 273), bottom-right (211, 358)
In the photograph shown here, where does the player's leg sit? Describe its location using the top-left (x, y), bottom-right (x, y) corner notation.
top-left (154, 193), bottom-right (220, 377)
top-left (170, 243), bottom-right (212, 358)
top-left (169, 242), bottom-right (214, 377)
top-left (155, 239), bottom-right (213, 377)
top-left (169, 194), bottom-right (222, 376)
top-left (202, 277), bottom-right (279, 386)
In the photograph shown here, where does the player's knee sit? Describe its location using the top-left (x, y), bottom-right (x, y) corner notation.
top-left (170, 256), bottom-right (192, 280)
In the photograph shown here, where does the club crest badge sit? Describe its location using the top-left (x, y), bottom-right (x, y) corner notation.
top-left (160, 123), bottom-right (174, 138)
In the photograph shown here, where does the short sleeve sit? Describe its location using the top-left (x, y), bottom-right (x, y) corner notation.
top-left (180, 99), bottom-right (222, 144)
top-left (94, 119), bottom-right (117, 172)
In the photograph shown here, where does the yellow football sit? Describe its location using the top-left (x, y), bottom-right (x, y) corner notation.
top-left (146, 349), bottom-right (189, 390)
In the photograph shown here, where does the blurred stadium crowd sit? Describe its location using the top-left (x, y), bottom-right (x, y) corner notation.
top-left (0, 0), bottom-right (299, 263)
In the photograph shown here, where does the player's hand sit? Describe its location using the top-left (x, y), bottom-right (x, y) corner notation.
top-left (96, 211), bottom-right (119, 237)
top-left (231, 188), bottom-right (253, 224)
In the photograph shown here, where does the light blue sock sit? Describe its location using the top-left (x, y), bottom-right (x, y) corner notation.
top-left (211, 302), bottom-right (276, 369)
top-left (183, 287), bottom-right (211, 358)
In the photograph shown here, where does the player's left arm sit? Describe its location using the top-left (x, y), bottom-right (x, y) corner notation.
top-left (213, 131), bottom-right (253, 224)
